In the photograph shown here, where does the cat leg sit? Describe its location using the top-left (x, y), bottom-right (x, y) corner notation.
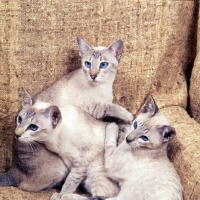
top-left (104, 123), bottom-right (123, 173)
top-left (104, 123), bottom-right (119, 165)
top-left (59, 193), bottom-right (88, 200)
top-left (84, 103), bottom-right (133, 124)
top-left (85, 152), bottom-right (119, 198)
top-left (51, 165), bottom-right (87, 200)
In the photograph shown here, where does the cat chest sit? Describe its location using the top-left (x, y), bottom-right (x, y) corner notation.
top-left (111, 159), bottom-right (170, 182)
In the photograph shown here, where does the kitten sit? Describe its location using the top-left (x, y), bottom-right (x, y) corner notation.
top-left (35, 36), bottom-right (124, 107)
top-left (0, 37), bottom-right (125, 192)
top-left (14, 91), bottom-right (132, 200)
top-left (90, 96), bottom-right (183, 200)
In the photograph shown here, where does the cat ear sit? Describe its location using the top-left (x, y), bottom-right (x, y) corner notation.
top-left (22, 87), bottom-right (33, 107)
top-left (44, 106), bottom-right (61, 127)
top-left (142, 95), bottom-right (159, 116)
top-left (107, 39), bottom-right (124, 61)
top-left (158, 125), bottom-right (176, 143)
top-left (77, 37), bottom-right (92, 56)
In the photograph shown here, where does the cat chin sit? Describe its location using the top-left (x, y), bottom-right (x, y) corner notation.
top-left (17, 137), bottom-right (32, 143)
top-left (89, 79), bottom-right (102, 84)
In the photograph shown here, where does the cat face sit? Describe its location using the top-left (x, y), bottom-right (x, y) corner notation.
top-left (77, 37), bottom-right (123, 83)
top-left (15, 88), bottom-right (61, 143)
top-left (126, 96), bottom-right (176, 149)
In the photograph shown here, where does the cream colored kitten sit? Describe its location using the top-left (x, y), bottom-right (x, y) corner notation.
top-left (93, 96), bottom-right (183, 200)
top-left (15, 90), bottom-right (133, 200)
top-left (36, 37), bottom-right (124, 107)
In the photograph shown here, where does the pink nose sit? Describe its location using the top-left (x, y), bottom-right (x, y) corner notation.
top-left (90, 75), bottom-right (97, 80)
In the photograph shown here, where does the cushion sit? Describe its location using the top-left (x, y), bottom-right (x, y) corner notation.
top-left (189, 4), bottom-right (200, 123)
top-left (0, 0), bottom-right (197, 199)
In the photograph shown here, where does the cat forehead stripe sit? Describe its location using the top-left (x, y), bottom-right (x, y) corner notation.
top-left (26, 109), bottom-right (36, 118)
top-left (92, 50), bottom-right (102, 59)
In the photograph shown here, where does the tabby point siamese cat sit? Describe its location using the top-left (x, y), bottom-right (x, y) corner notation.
top-left (0, 37), bottom-right (127, 192)
top-left (36, 36), bottom-right (124, 107)
top-left (14, 90), bottom-right (132, 200)
top-left (89, 96), bottom-right (183, 200)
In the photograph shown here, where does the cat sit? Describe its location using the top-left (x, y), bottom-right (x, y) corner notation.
top-left (0, 37), bottom-right (125, 192)
top-left (89, 96), bottom-right (183, 200)
top-left (35, 36), bottom-right (124, 107)
top-left (14, 90), bottom-right (133, 200)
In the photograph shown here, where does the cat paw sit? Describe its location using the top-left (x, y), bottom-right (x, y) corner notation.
top-left (50, 192), bottom-right (63, 200)
top-left (120, 111), bottom-right (133, 124)
top-left (84, 103), bottom-right (103, 119)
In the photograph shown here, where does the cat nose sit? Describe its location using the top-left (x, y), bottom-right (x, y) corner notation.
top-left (15, 134), bottom-right (21, 139)
top-left (90, 75), bottom-right (97, 80)
top-left (126, 137), bottom-right (131, 143)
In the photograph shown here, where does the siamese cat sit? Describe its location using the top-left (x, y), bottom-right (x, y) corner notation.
top-left (0, 37), bottom-right (127, 192)
top-left (36, 36), bottom-right (124, 107)
top-left (89, 96), bottom-right (183, 200)
top-left (14, 91), bottom-right (132, 200)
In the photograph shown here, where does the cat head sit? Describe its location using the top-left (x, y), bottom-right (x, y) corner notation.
top-left (15, 88), bottom-right (62, 143)
top-left (126, 96), bottom-right (176, 150)
top-left (77, 37), bottom-right (123, 83)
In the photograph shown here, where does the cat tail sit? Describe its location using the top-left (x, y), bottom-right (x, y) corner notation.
top-left (84, 103), bottom-right (133, 124)
top-left (0, 169), bottom-right (18, 187)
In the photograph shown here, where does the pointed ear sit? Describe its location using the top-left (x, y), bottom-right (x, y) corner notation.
top-left (77, 37), bottom-right (92, 56)
top-left (107, 39), bottom-right (124, 61)
top-left (142, 95), bottom-right (159, 116)
top-left (44, 106), bottom-right (61, 127)
top-left (158, 125), bottom-right (176, 143)
top-left (22, 87), bottom-right (32, 107)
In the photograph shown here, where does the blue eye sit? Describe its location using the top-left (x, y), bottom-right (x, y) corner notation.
top-left (85, 61), bottom-right (91, 68)
top-left (141, 136), bottom-right (149, 141)
top-left (100, 62), bottom-right (109, 69)
top-left (30, 124), bottom-right (38, 131)
top-left (18, 116), bottom-right (22, 124)
top-left (133, 121), bottom-right (137, 129)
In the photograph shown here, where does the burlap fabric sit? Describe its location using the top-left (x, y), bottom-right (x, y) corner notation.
top-left (0, 0), bottom-right (199, 199)
top-left (190, 1), bottom-right (200, 124)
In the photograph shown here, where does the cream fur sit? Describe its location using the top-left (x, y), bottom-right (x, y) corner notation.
top-left (103, 96), bottom-right (183, 200)
top-left (16, 101), bottom-right (124, 200)
top-left (3, 37), bottom-right (125, 193)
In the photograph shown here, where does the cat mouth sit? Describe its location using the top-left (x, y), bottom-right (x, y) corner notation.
top-left (15, 133), bottom-right (21, 139)
top-left (89, 79), bottom-right (100, 83)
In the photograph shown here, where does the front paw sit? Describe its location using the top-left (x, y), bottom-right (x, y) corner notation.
top-left (84, 103), bottom-right (102, 119)
top-left (50, 192), bottom-right (62, 200)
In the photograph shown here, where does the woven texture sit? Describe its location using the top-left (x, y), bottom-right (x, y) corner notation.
top-left (161, 106), bottom-right (200, 200)
top-left (0, 187), bottom-right (54, 200)
top-left (190, 1), bottom-right (200, 123)
top-left (0, 0), bottom-right (198, 199)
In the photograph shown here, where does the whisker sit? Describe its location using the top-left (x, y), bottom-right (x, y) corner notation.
top-left (28, 142), bottom-right (35, 154)
top-left (32, 141), bottom-right (44, 150)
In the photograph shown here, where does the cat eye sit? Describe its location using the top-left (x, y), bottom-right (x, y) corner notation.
top-left (29, 124), bottom-right (38, 131)
top-left (100, 62), bottom-right (109, 69)
top-left (18, 116), bottom-right (22, 124)
top-left (133, 121), bottom-right (137, 129)
top-left (85, 61), bottom-right (91, 68)
top-left (140, 136), bottom-right (149, 141)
